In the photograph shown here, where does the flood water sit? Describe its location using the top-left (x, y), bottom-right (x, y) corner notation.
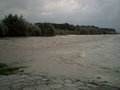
top-left (0, 35), bottom-right (120, 87)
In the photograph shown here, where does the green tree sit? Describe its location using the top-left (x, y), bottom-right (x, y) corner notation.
top-left (0, 22), bottom-right (8, 37)
top-left (2, 14), bottom-right (29, 36)
top-left (35, 23), bottom-right (55, 36)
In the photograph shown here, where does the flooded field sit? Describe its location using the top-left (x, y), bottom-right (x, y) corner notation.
top-left (0, 35), bottom-right (120, 87)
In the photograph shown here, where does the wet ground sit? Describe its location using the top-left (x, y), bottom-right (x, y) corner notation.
top-left (0, 74), bottom-right (119, 90)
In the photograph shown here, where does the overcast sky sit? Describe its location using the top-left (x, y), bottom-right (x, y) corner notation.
top-left (0, 0), bottom-right (120, 31)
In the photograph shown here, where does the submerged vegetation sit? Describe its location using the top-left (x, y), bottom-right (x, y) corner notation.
top-left (0, 14), bottom-right (117, 37)
top-left (0, 63), bottom-right (23, 75)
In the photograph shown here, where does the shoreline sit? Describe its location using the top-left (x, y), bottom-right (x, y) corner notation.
top-left (0, 74), bottom-right (120, 90)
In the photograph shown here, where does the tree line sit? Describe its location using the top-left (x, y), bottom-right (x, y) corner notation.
top-left (49, 23), bottom-right (116, 35)
top-left (0, 14), bottom-right (117, 37)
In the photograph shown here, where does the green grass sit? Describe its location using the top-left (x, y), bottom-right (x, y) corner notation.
top-left (0, 63), bottom-right (23, 75)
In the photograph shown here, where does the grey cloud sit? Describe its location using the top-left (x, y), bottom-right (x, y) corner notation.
top-left (0, 0), bottom-right (120, 31)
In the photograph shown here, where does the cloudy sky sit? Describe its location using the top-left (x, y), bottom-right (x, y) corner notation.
top-left (0, 0), bottom-right (120, 31)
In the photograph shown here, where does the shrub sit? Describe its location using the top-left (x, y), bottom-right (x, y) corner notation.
top-left (1, 14), bottom-right (30, 36)
top-left (26, 24), bottom-right (41, 36)
top-left (31, 25), bottom-right (41, 36)
top-left (35, 23), bottom-right (55, 36)
top-left (0, 14), bottom-right (42, 36)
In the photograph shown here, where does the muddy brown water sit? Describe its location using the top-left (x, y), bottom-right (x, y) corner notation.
top-left (0, 35), bottom-right (120, 87)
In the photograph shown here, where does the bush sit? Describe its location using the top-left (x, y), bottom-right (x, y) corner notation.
top-left (1, 14), bottom-right (30, 36)
top-left (27, 24), bottom-right (41, 36)
top-left (31, 25), bottom-right (41, 36)
top-left (35, 23), bottom-right (55, 36)
top-left (0, 14), bottom-right (42, 36)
